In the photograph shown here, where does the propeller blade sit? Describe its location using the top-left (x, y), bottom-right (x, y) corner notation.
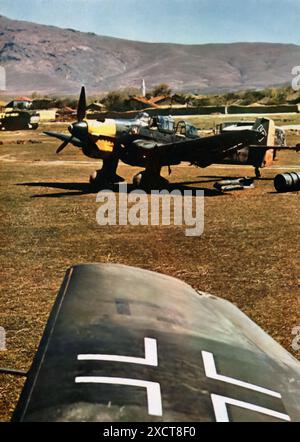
top-left (56, 137), bottom-right (72, 154)
top-left (77, 86), bottom-right (86, 122)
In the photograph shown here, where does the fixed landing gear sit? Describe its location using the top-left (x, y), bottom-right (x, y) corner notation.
top-left (89, 169), bottom-right (124, 190)
top-left (89, 157), bottom-right (124, 191)
top-left (132, 170), bottom-right (169, 190)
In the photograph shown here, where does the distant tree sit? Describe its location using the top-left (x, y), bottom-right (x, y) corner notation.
top-left (102, 90), bottom-right (130, 111)
top-left (175, 85), bottom-right (296, 108)
top-left (31, 92), bottom-right (40, 99)
top-left (223, 92), bottom-right (239, 104)
top-left (171, 93), bottom-right (188, 104)
top-left (194, 97), bottom-right (211, 106)
top-left (53, 96), bottom-right (78, 109)
top-left (122, 87), bottom-right (140, 97)
top-left (238, 89), bottom-right (266, 105)
top-left (152, 83), bottom-right (172, 97)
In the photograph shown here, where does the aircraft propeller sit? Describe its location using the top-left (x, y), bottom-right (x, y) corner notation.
top-left (56, 137), bottom-right (72, 154)
top-left (54, 86), bottom-right (87, 154)
top-left (77, 85), bottom-right (87, 122)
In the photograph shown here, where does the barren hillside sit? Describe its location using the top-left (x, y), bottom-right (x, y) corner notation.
top-left (0, 14), bottom-right (299, 94)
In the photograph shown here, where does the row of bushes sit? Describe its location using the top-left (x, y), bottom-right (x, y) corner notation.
top-left (29, 84), bottom-right (300, 112)
top-left (87, 104), bottom-right (299, 120)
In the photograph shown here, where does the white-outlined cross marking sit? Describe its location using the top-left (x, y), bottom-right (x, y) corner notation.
top-left (211, 394), bottom-right (290, 422)
top-left (75, 376), bottom-right (162, 416)
top-left (75, 337), bottom-right (162, 416)
top-left (202, 351), bottom-right (290, 422)
top-left (77, 337), bottom-right (158, 366)
top-left (202, 350), bottom-right (281, 397)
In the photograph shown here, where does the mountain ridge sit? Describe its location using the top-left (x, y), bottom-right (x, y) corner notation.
top-left (0, 14), bottom-right (299, 94)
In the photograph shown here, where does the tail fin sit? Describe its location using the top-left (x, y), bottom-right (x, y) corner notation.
top-left (252, 117), bottom-right (275, 146)
top-left (251, 117), bottom-right (276, 167)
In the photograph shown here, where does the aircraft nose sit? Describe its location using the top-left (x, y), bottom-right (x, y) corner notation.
top-left (69, 121), bottom-right (88, 141)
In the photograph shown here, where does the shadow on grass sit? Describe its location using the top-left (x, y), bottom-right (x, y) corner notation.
top-left (17, 181), bottom-right (224, 198)
top-left (196, 174), bottom-right (274, 181)
top-left (17, 182), bottom-right (91, 198)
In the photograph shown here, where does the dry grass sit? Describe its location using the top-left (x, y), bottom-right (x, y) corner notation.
top-left (0, 122), bottom-right (300, 421)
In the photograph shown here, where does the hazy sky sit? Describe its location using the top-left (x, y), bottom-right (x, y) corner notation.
top-left (1, 0), bottom-right (300, 44)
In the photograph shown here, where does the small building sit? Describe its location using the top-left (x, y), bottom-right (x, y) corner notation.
top-left (38, 109), bottom-right (58, 121)
top-left (32, 98), bottom-right (56, 110)
top-left (153, 95), bottom-right (189, 107)
top-left (127, 94), bottom-right (188, 110)
top-left (149, 95), bottom-right (172, 106)
top-left (127, 96), bottom-right (160, 110)
top-left (86, 102), bottom-right (106, 112)
top-left (56, 107), bottom-right (76, 121)
top-left (5, 96), bottom-right (33, 110)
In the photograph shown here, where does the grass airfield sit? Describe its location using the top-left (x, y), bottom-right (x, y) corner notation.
top-left (0, 121), bottom-right (300, 421)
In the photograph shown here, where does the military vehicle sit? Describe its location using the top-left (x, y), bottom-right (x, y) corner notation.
top-left (0, 110), bottom-right (39, 131)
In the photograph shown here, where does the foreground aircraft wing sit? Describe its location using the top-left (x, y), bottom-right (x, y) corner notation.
top-left (155, 130), bottom-right (259, 167)
top-left (13, 264), bottom-right (300, 422)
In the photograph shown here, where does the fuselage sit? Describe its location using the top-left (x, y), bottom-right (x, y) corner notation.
top-left (80, 114), bottom-right (270, 170)
top-left (80, 114), bottom-right (200, 164)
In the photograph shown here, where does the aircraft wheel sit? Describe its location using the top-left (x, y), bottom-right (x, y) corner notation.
top-left (89, 170), bottom-right (112, 192)
top-left (132, 172), bottom-right (143, 188)
top-left (132, 171), bottom-right (169, 190)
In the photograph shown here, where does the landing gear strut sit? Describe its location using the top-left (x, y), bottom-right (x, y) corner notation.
top-left (132, 166), bottom-right (169, 190)
top-left (89, 157), bottom-right (124, 191)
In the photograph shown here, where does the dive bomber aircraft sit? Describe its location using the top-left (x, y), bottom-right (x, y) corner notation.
top-left (45, 87), bottom-right (300, 189)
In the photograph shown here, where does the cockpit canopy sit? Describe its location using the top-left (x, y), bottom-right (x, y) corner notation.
top-left (135, 112), bottom-right (151, 127)
top-left (155, 115), bottom-right (175, 134)
top-left (176, 120), bottom-right (199, 138)
top-left (134, 113), bottom-right (199, 139)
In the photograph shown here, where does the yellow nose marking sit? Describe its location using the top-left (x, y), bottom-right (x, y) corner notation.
top-left (87, 119), bottom-right (117, 138)
top-left (96, 139), bottom-right (114, 152)
top-left (87, 119), bottom-right (116, 153)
